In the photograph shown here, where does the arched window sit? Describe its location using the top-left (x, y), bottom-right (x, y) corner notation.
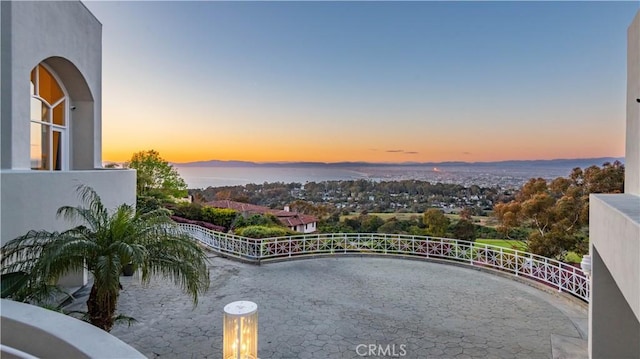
top-left (30, 64), bottom-right (68, 170)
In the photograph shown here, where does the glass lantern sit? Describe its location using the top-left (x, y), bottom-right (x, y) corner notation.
top-left (223, 301), bottom-right (258, 359)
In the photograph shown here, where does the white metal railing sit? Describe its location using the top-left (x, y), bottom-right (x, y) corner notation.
top-left (177, 223), bottom-right (590, 302)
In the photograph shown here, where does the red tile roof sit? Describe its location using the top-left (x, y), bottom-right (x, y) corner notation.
top-left (278, 213), bottom-right (317, 227)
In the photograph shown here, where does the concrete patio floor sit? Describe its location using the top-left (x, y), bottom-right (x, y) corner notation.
top-left (109, 255), bottom-right (587, 358)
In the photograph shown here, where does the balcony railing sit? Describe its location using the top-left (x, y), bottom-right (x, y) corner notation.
top-left (177, 223), bottom-right (590, 302)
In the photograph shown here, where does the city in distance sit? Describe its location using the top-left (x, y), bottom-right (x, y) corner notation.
top-left (173, 157), bottom-right (624, 190)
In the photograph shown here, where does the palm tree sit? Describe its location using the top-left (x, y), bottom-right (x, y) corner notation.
top-left (1, 185), bottom-right (210, 332)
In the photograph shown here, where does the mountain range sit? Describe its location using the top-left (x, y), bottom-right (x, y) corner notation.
top-left (173, 157), bottom-right (624, 168)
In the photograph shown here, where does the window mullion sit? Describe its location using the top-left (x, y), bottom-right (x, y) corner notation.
top-left (48, 124), bottom-right (53, 171)
top-left (52, 97), bottom-right (65, 108)
top-left (32, 95), bottom-right (48, 104)
top-left (35, 65), bottom-right (39, 97)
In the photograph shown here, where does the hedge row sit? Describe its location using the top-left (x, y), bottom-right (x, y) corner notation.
top-left (171, 215), bottom-right (226, 232)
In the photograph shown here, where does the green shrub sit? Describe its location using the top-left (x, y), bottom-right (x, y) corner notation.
top-left (170, 203), bottom-right (204, 221)
top-left (235, 225), bottom-right (295, 238)
top-left (236, 214), bottom-right (282, 227)
top-left (452, 219), bottom-right (476, 242)
top-left (201, 207), bottom-right (238, 229)
top-left (564, 251), bottom-right (582, 264)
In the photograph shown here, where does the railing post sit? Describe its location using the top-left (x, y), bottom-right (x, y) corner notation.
top-left (425, 237), bottom-right (429, 258)
top-left (410, 236), bottom-right (414, 255)
top-left (454, 240), bottom-right (458, 259)
top-left (558, 262), bottom-right (563, 292)
top-left (288, 237), bottom-right (292, 258)
top-left (515, 251), bottom-right (519, 277)
top-left (344, 233), bottom-right (347, 254)
top-left (383, 234), bottom-right (387, 255)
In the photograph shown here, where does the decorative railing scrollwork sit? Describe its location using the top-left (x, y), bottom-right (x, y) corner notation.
top-left (177, 223), bottom-right (589, 302)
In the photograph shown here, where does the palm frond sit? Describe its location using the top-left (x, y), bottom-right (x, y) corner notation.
top-left (1, 185), bottom-right (210, 331)
top-left (57, 206), bottom-right (102, 232)
top-left (1, 271), bottom-right (29, 298)
top-left (76, 185), bottom-right (108, 221)
top-left (140, 233), bottom-right (210, 305)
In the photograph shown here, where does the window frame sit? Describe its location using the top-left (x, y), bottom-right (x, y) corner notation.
top-left (30, 63), bottom-right (69, 171)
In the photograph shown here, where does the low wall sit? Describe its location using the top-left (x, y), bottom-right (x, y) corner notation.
top-left (589, 194), bottom-right (640, 358)
top-left (0, 299), bottom-right (144, 358)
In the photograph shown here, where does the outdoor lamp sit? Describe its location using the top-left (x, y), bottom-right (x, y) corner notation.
top-left (580, 254), bottom-right (592, 278)
top-left (223, 301), bottom-right (258, 359)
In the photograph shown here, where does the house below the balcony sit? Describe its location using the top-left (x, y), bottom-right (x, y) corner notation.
top-left (205, 200), bottom-right (318, 234)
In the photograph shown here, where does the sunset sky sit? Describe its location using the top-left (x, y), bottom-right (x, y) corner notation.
top-left (84, 1), bottom-right (639, 164)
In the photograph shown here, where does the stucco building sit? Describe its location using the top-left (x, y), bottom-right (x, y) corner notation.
top-left (1, 2), bottom-right (142, 357)
top-left (588, 10), bottom-right (640, 359)
top-left (0, 1), bottom-right (136, 287)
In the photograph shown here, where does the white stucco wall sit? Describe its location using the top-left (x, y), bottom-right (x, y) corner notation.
top-left (304, 222), bottom-right (317, 233)
top-left (587, 10), bottom-right (640, 359)
top-left (0, 1), bottom-right (102, 170)
top-left (589, 194), bottom-right (640, 358)
top-left (627, 11), bottom-right (640, 195)
top-left (590, 194), bottom-right (640, 320)
top-left (0, 169), bottom-right (136, 246)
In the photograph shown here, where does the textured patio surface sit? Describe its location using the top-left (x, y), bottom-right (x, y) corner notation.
top-left (109, 255), bottom-right (587, 358)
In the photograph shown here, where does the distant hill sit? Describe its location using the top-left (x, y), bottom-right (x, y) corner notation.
top-left (173, 157), bottom-right (623, 168)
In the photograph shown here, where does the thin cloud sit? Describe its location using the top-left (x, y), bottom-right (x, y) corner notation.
top-left (386, 149), bottom-right (418, 155)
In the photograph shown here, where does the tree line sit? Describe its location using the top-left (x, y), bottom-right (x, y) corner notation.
top-left (493, 161), bottom-right (624, 259)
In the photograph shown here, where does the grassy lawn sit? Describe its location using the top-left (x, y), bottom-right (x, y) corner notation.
top-left (475, 239), bottom-right (527, 251)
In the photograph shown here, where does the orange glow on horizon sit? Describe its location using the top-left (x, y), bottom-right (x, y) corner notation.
top-left (101, 111), bottom-right (625, 164)
top-left (102, 141), bottom-right (624, 164)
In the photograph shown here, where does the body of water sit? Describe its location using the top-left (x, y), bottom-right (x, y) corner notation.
top-left (175, 166), bottom-right (370, 189)
top-left (175, 163), bottom-right (589, 189)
